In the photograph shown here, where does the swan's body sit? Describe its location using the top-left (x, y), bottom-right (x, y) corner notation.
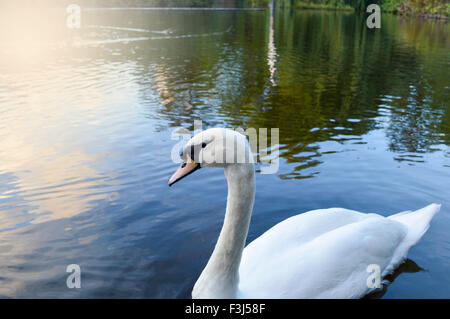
top-left (168, 128), bottom-right (440, 299)
top-left (238, 205), bottom-right (439, 298)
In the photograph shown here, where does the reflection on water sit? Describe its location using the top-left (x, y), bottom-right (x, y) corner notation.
top-left (364, 259), bottom-right (425, 299)
top-left (0, 8), bottom-right (449, 298)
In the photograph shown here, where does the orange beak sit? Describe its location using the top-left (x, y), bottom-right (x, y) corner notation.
top-left (168, 157), bottom-right (200, 187)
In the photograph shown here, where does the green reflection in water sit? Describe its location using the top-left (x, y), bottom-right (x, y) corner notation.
top-left (114, 10), bottom-right (448, 178)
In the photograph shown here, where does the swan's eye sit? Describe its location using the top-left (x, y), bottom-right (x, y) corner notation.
top-left (202, 142), bottom-right (207, 148)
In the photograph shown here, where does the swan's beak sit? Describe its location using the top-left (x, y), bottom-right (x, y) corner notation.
top-left (168, 158), bottom-right (200, 187)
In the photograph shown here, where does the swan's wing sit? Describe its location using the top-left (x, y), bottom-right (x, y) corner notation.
top-left (241, 208), bottom-right (370, 269)
top-left (239, 209), bottom-right (407, 298)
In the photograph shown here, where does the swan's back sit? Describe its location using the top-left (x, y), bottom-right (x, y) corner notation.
top-left (238, 204), bottom-right (440, 298)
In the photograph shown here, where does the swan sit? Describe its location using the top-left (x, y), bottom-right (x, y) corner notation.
top-left (168, 128), bottom-right (440, 298)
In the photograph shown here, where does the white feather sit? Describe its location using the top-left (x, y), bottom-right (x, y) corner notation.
top-left (239, 205), bottom-right (439, 298)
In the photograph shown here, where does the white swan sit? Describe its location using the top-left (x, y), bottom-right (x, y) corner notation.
top-left (168, 128), bottom-right (440, 299)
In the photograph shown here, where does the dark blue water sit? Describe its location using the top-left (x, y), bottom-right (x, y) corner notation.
top-left (0, 8), bottom-right (449, 298)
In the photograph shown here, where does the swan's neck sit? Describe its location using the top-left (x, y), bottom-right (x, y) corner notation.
top-left (192, 163), bottom-right (255, 299)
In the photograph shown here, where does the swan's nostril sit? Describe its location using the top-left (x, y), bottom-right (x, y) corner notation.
top-left (190, 145), bottom-right (196, 160)
top-left (181, 162), bottom-right (187, 168)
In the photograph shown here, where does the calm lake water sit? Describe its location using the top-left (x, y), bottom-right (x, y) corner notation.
top-left (0, 8), bottom-right (449, 298)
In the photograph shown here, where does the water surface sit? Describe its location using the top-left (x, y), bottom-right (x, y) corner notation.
top-left (0, 8), bottom-right (449, 298)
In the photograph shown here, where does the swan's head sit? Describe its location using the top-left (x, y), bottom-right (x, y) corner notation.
top-left (168, 128), bottom-right (253, 186)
